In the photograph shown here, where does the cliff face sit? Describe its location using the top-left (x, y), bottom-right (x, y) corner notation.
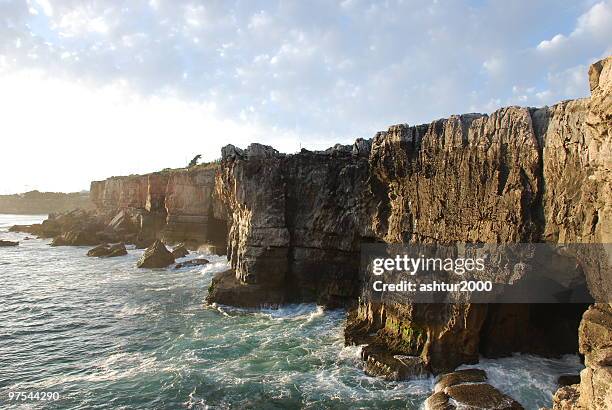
top-left (209, 57), bottom-right (611, 396)
top-left (89, 165), bottom-right (226, 248)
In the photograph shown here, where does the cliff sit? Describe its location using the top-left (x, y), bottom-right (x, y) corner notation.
top-left (89, 164), bottom-right (227, 248)
top-left (0, 190), bottom-right (93, 214)
top-left (12, 164), bottom-right (226, 250)
top-left (208, 57), bottom-right (611, 407)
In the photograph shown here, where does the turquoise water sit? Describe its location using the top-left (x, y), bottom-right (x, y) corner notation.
top-left (0, 214), bottom-right (583, 409)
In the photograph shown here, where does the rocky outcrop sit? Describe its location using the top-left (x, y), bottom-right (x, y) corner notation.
top-left (89, 165), bottom-right (227, 249)
top-left (425, 369), bottom-right (523, 409)
top-left (87, 243), bottom-right (128, 258)
top-left (0, 240), bottom-right (19, 247)
top-left (550, 303), bottom-right (612, 410)
top-left (209, 57), bottom-right (611, 383)
top-left (174, 258), bottom-right (209, 269)
top-left (426, 383), bottom-right (523, 410)
top-left (137, 240), bottom-right (175, 268)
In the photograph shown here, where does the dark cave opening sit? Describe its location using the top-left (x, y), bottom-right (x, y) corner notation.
top-left (479, 302), bottom-right (590, 359)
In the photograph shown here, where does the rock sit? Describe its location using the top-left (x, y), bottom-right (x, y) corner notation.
top-left (557, 375), bottom-right (581, 388)
top-left (360, 344), bottom-right (428, 381)
top-left (0, 240), bottom-right (19, 247)
top-left (205, 269), bottom-right (284, 308)
top-left (87, 243), bottom-right (128, 258)
top-left (106, 242), bottom-right (128, 257)
top-left (212, 58), bottom-right (611, 377)
top-left (551, 384), bottom-right (582, 410)
top-left (434, 368), bottom-right (487, 393)
top-left (87, 244), bottom-right (110, 257)
top-left (443, 383), bottom-right (523, 409)
top-left (577, 365), bottom-right (612, 410)
top-left (90, 167), bottom-right (227, 248)
top-left (174, 258), bottom-right (209, 269)
top-left (51, 230), bottom-right (101, 246)
top-left (171, 243), bottom-right (189, 258)
top-left (137, 240), bottom-right (175, 268)
top-left (424, 391), bottom-right (454, 410)
top-left (579, 304), bottom-right (612, 368)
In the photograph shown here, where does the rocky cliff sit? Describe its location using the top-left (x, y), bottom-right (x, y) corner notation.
top-left (12, 164), bottom-right (226, 251)
top-left (89, 164), bottom-right (226, 248)
top-left (208, 57), bottom-right (611, 407)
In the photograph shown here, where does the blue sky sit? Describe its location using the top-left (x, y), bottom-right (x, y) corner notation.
top-left (0, 0), bottom-right (611, 193)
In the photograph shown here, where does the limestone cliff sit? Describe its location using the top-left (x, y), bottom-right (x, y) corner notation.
top-left (208, 57), bottom-right (611, 405)
top-left (89, 164), bottom-right (226, 248)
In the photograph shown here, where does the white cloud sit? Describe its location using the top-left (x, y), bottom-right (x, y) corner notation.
top-left (536, 1), bottom-right (612, 55)
top-left (34, 0), bottom-right (53, 17)
top-left (0, 0), bottom-right (610, 192)
top-left (0, 68), bottom-right (312, 194)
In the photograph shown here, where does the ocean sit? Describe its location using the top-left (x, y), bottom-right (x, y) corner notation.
top-left (0, 214), bottom-right (583, 409)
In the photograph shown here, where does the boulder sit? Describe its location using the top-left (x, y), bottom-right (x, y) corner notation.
top-left (174, 258), bottom-right (209, 269)
top-left (51, 230), bottom-right (100, 246)
top-left (361, 344), bottom-right (428, 381)
top-left (87, 243), bottom-right (128, 258)
top-left (424, 391), bottom-right (453, 410)
top-left (443, 383), bottom-right (523, 409)
top-left (87, 244), bottom-right (110, 257)
top-left (434, 368), bottom-right (488, 393)
top-left (137, 240), bottom-right (175, 268)
top-left (0, 240), bottom-right (19, 247)
top-left (172, 243), bottom-right (189, 258)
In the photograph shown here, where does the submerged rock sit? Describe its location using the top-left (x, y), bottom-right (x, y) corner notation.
top-left (174, 258), bottom-right (209, 269)
top-left (0, 240), bottom-right (19, 247)
top-left (172, 243), bottom-right (189, 258)
top-left (87, 243), bottom-right (127, 258)
top-left (137, 240), bottom-right (175, 268)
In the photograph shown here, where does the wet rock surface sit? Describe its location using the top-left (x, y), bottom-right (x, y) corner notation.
top-left (87, 243), bottom-right (127, 258)
top-left (174, 258), bottom-right (209, 269)
top-left (360, 344), bottom-right (428, 381)
top-left (137, 240), bottom-right (175, 268)
top-left (171, 243), bottom-right (189, 258)
top-left (205, 269), bottom-right (285, 308)
top-left (425, 369), bottom-right (523, 409)
top-left (0, 239), bottom-right (19, 247)
top-left (433, 368), bottom-right (488, 393)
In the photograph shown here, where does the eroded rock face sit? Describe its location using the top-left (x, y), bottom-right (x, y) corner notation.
top-left (210, 58), bottom-right (611, 379)
top-left (89, 165), bottom-right (227, 249)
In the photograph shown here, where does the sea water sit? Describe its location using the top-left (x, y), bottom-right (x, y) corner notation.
top-left (0, 214), bottom-right (583, 409)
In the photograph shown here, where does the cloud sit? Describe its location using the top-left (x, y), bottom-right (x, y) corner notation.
top-left (0, 0), bottom-right (610, 192)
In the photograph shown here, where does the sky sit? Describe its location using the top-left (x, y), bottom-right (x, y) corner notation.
top-left (0, 0), bottom-right (611, 194)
